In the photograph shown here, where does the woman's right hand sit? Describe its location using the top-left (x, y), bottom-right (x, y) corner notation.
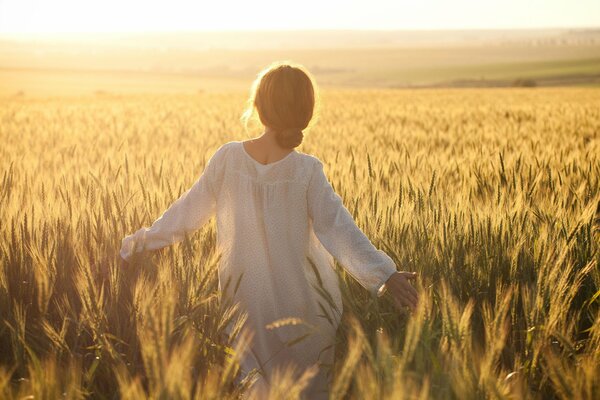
top-left (383, 271), bottom-right (419, 313)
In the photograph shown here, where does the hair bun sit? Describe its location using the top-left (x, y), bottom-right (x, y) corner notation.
top-left (276, 127), bottom-right (304, 148)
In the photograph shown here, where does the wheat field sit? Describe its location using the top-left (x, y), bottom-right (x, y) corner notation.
top-left (0, 88), bottom-right (599, 399)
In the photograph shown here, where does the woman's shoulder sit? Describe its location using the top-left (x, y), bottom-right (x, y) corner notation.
top-left (216, 140), bottom-right (239, 154)
top-left (210, 140), bottom-right (239, 162)
top-left (295, 150), bottom-right (323, 168)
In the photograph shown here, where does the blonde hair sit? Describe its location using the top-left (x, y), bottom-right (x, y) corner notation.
top-left (241, 61), bottom-right (320, 149)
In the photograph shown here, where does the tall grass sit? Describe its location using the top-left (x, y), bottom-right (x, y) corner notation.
top-left (0, 88), bottom-right (599, 399)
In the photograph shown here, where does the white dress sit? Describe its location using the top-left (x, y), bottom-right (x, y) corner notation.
top-left (120, 140), bottom-right (398, 399)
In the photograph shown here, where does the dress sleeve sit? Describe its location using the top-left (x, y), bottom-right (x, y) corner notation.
top-left (307, 159), bottom-right (397, 297)
top-left (119, 145), bottom-right (223, 262)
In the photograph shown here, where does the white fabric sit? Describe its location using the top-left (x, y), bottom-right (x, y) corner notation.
top-left (120, 140), bottom-right (398, 398)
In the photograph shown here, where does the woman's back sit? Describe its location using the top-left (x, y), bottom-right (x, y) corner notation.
top-left (215, 140), bottom-right (343, 398)
top-left (215, 140), bottom-right (343, 326)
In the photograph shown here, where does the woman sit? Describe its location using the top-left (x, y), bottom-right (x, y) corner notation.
top-left (119, 61), bottom-right (419, 399)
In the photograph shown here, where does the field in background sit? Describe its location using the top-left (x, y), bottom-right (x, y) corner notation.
top-left (1, 29), bottom-right (600, 96)
top-left (0, 88), bottom-right (598, 399)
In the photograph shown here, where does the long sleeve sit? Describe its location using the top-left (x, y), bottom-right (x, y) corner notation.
top-left (119, 146), bottom-right (222, 262)
top-left (307, 160), bottom-right (397, 297)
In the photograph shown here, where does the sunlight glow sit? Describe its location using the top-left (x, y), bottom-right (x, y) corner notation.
top-left (0, 0), bottom-right (599, 34)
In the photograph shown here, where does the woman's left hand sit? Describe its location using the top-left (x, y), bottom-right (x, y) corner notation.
top-left (383, 271), bottom-right (419, 313)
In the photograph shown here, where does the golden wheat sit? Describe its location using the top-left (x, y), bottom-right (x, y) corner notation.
top-left (0, 88), bottom-right (599, 399)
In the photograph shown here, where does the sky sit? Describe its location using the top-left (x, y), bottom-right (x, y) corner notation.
top-left (0, 0), bottom-right (599, 34)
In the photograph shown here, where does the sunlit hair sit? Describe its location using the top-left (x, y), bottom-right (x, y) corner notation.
top-left (241, 60), bottom-right (320, 149)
